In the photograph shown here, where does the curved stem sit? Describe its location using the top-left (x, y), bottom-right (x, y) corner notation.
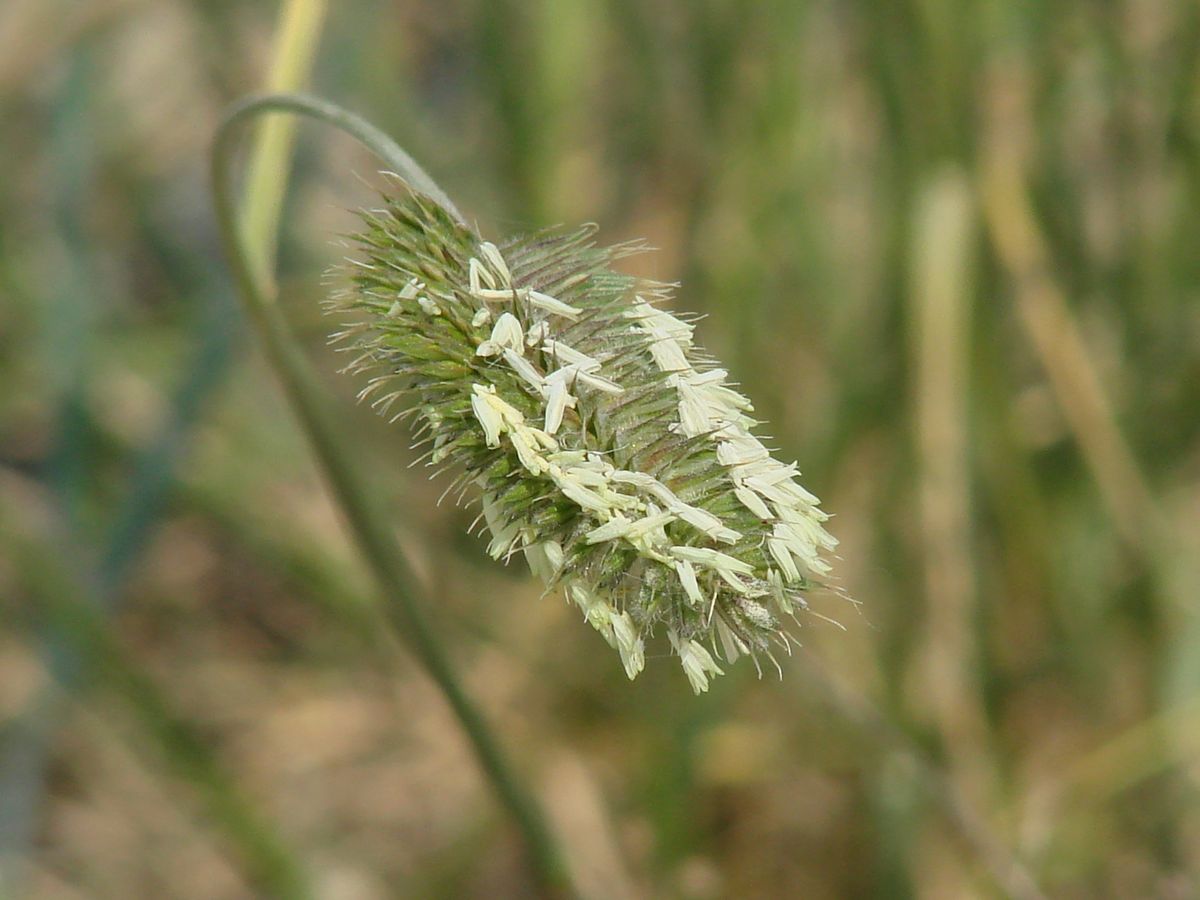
top-left (221, 92), bottom-right (466, 237)
top-left (211, 93), bottom-right (572, 898)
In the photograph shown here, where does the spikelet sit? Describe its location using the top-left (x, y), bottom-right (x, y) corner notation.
top-left (328, 182), bottom-right (838, 693)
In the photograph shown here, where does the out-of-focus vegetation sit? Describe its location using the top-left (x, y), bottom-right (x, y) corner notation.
top-left (2, 0), bottom-right (1200, 897)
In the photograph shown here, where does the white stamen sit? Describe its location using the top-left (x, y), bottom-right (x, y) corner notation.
top-left (470, 385), bottom-right (504, 447)
top-left (699, 382), bottom-right (754, 414)
top-left (686, 368), bottom-right (727, 386)
top-left (717, 433), bottom-right (768, 467)
top-left (527, 290), bottom-right (582, 318)
top-left (669, 629), bottom-right (723, 694)
top-left (767, 569), bottom-right (793, 616)
top-left (525, 320), bottom-right (549, 347)
top-left (668, 546), bottom-right (755, 575)
top-left (624, 510), bottom-right (675, 540)
top-left (543, 373), bottom-right (573, 434)
top-left (776, 505), bottom-right (837, 546)
top-left (559, 465), bottom-right (607, 488)
top-left (715, 617), bottom-right (748, 663)
top-left (543, 339), bottom-right (601, 372)
top-left (524, 540), bottom-right (562, 583)
top-left (742, 475), bottom-right (798, 505)
top-left (479, 241), bottom-right (511, 284)
top-left (473, 287), bottom-right (526, 301)
top-left (734, 486), bottom-right (773, 519)
top-left (672, 504), bottom-right (741, 545)
top-left (609, 470), bottom-right (656, 489)
top-left (585, 516), bottom-right (633, 544)
top-left (767, 534), bottom-right (801, 583)
top-left (676, 380), bottom-right (714, 436)
top-left (472, 383), bottom-right (525, 427)
top-left (524, 424), bottom-right (558, 451)
top-left (481, 494), bottom-right (519, 559)
top-left (487, 312), bottom-right (525, 352)
top-left (550, 467), bottom-right (612, 513)
top-left (647, 333), bottom-right (691, 374)
top-left (568, 582), bottom-right (600, 613)
top-left (468, 258), bottom-right (495, 293)
top-left (626, 301), bottom-right (695, 346)
top-left (581, 597), bottom-right (617, 646)
top-left (575, 369), bottom-right (624, 394)
top-left (502, 347), bottom-right (545, 391)
top-left (399, 278), bottom-right (422, 300)
top-left (752, 461), bottom-right (801, 485)
top-left (675, 560), bottom-right (704, 606)
top-left (611, 612), bottom-right (645, 679)
top-left (509, 425), bottom-right (550, 475)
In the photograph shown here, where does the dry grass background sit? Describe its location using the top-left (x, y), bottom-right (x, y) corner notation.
top-left (2, 0), bottom-right (1200, 897)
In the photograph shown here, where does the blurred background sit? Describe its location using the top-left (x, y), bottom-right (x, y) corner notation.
top-left (2, 0), bottom-right (1200, 897)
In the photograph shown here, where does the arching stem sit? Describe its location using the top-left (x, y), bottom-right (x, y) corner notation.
top-left (211, 92), bottom-right (573, 899)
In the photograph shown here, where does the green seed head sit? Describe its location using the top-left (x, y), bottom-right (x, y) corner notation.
top-left (329, 182), bottom-right (838, 693)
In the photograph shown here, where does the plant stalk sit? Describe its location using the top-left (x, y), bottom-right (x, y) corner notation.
top-left (211, 92), bottom-right (571, 898)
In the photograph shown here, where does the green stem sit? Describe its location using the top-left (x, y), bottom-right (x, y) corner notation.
top-left (223, 92), bottom-right (465, 238)
top-left (211, 92), bottom-right (572, 898)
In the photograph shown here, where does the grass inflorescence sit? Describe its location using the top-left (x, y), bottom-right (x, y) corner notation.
top-left (330, 182), bottom-right (838, 692)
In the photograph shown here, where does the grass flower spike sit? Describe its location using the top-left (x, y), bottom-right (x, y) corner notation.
top-left (331, 182), bottom-right (838, 693)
